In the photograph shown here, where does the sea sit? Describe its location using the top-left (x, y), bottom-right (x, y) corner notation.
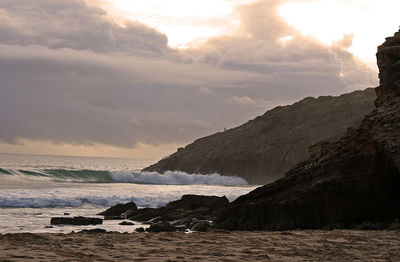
top-left (0, 153), bottom-right (257, 234)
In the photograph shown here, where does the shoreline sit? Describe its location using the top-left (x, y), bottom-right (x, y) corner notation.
top-left (1, 230), bottom-right (399, 261)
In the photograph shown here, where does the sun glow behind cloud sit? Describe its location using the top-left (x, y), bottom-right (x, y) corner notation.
top-left (103, 0), bottom-right (399, 68)
top-left (104, 0), bottom-right (259, 48)
top-left (279, 0), bottom-right (400, 70)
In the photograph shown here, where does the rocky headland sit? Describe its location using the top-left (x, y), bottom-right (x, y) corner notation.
top-left (143, 88), bottom-right (376, 184)
top-left (214, 29), bottom-right (400, 230)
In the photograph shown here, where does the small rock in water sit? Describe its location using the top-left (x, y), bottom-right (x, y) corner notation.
top-left (135, 227), bottom-right (145, 232)
top-left (44, 226), bottom-right (53, 229)
top-left (64, 213), bottom-right (70, 216)
top-left (119, 221), bottom-right (135, 226)
top-left (79, 228), bottom-right (107, 234)
top-left (51, 216), bottom-right (103, 226)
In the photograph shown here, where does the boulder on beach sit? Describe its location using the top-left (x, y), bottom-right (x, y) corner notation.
top-left (190, 220), bottom-right (213, 232)
top-left (50, 216), bottom-right (103, 226)
top-left (135, 227), bottom-right (145, 232)
top-left (146, 221), bottom-right (177, 232)
top-left (78, 228), bottom-right (107, 234)
top-left (166, 195), bottom-right (229, 211)
top-left (99, 195), bottom-right (226, 232)
top-left (98, 201), bottom-right (138, 220)
top-left (100, 195), bottom-right (228, 224)
top-left (128, 195), bottom-right (228, 223)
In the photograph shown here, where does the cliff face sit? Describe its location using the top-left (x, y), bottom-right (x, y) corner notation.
top-left (143, 89), bottom-right (376, 184)
top-left (215, 30), bottom-right (400, 230)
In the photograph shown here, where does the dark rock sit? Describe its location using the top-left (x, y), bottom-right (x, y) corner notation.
top-left (44, 226), bottom-right (53, 229)
top-left (50, 217), bottom-right (103, 226)
top-left (98, 201), bottom-right (138, 220)
top-left (166, 195), bottom-right (229, 211)
top-left (135, 227), bottom-right (145, 232)
top-left (190, 221), bottom-right (213, 232)
top-left (128, 207), bottom-right (164, 222)
top-left (146, 221), bottom-right (176, 232)
top-left (388, 219), bottom-right (400, 230)
top-left (215, 30), bottom-right (400, 231)
top-left (308, 141), bottom-right (330, 157)
top-left (129, 195), bottom-right (227, 223)
top-left (171, 217), bottom-right (194, 228)
top-left (376, 29), bottom-right (400, 106)
top-left (120, 210), bottom-right (135, 219)
top-left (174, 225), bottom-right (187, 232)
top-left (63, 213), bottom-right (70, 216)
top-left (145, 216), bottom-right (163, 224)
top-left (143, 89), bottom-right (376, 184)
top-left (355, 222), bottom-right (383, 230)
top-left (78, 228), bottom-right (107, 234)
top-left (119, 221), bottom-right (135, 226)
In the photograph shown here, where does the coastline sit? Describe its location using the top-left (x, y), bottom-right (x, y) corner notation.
top-left (1, 230), bottom-right (399, 261)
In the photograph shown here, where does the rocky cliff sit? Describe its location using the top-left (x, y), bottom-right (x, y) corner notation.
top-left (143, 89), bottom-right (376, 184)
top-left (215, 30), bottom-right (400, 230)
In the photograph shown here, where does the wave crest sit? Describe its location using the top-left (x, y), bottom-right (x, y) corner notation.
top-left (110, 171), bottom-right (248, 185)
top-left (0, 169), bottom-right (248, 185)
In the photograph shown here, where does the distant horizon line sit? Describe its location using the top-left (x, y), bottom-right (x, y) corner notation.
top-left (0, 151), bottom-right (156, 160)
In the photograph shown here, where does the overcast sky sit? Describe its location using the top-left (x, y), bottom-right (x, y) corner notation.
top-left (0, 0), bottom-right (398, 158)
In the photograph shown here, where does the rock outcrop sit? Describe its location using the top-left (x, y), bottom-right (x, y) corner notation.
top-left (143, 89), bottom-right (376, 184)
top-left (98, 201), bottom-right (138, 220)
top-left (165, 194), bottom-right (229, 211)
top-left (99, 195), bottom-right (228, 232)
top-left (214, 30), bottom-right (400, 230)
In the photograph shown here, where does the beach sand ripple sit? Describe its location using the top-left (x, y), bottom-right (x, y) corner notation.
top-left (0, 230), bottom-right (399, 261)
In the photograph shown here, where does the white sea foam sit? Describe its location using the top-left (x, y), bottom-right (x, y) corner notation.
top-left (109, 171), bottom-right (248, 185)
top-left (0, 183), bottom-right (256, 208)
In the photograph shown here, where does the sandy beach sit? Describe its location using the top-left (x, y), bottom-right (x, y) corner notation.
top-left (0, 230), bottom-right (399, 261)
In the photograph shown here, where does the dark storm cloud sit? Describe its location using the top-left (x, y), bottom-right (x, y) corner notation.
top-left (0, 0), bottom-right (378, 149)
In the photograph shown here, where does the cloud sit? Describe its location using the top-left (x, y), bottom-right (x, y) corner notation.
top-left (0, 0), bottom-right (169, 54)
top-left (0, 43), bottom-right (270, 148)
top-left (185, 0), bottom-right (377, 98)
top-left (0, 0), bottom-right (379, 154)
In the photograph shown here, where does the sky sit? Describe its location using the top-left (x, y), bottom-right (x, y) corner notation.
top-left (0, 0), bottom-right (398, 158)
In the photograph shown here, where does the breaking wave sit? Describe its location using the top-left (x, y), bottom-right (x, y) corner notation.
top-left (110, 171), bottom-right (247, 185)
top-left (0, 169), bottom-right (248, 185)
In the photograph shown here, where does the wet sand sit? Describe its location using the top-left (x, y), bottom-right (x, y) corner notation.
top-left (0, 230), bottom-right (399, 261)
